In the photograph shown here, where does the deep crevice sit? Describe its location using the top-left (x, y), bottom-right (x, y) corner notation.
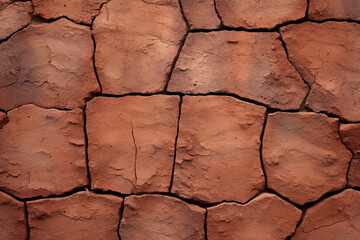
top-left (204, 209), bottom-right (208, 240)
top-left (178, 0), bottom-right (190, 29)
top-left (169, 96), bottom-right (183, 192)
top-left (91, 34), bottom-right (103, 93)
top-left (285, 209), bottom-right (306, 240)
top-left (0, 22), bottom-right (31, 44)
top-left (164, 32), bottom-right (189, 91)
top-left (24, 202), bottom-right (30, 240)
top-left (31, 14), bottom-right (91, 27)
top-left (83, 105), bottom-right (92, 187)
top-left (259, 110), bottom-right (269, 190)
top-left (213, 0), bottom-right (223, 27)
top-left (117, 199), bottom-right (125, 240)
top-left (337, 122), bottom-right (354, 186)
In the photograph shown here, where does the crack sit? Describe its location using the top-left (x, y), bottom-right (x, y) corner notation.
top-left (338, 122), bottom-right (355, 187)
top-left (24, 202), bottom-right (30, 240)
top-left (178, 0), bottom-right (190, 29)
top-left (305, 0), bottom-right (310, 19)
top-left (130, 120), bottom-right (138, 185)
top-left (303, 220), bottom-right (346, 233)
top-left (213, 0), bottom-right (223, 27)
top-left (278, 30), bottom-right (312, 112)
top-left (0, 22), bottom-right (31, 44)
top-left (169, 96), bottom-right (183, 192)
top-left (117, 199), bottom-right (125, 240)
top-left (259, 110), bottom-right (269, 191)
top-left (285, 209), bottom-right (306, 240)
top-left (91, 34), bottom-right (103, 93)
top-left (90, 0), bottom-right (111, 29)
top-left (164, 32), bottom-right (188, 91)
top-left (31, 14), bottom-right (91, 27)
top-left (204, 209), bottom-right (208, 240)
top-left (83, 105), bottom-right (92, 187)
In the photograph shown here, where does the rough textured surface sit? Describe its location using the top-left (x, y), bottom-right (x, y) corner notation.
top-left (263, 112), bottom-right (352, 205)
top-left (340, 123), bottom-right (360, 155)
top-left (293, 189), bottom-right (360, 239)
top-left (0, 19), bottom-right (99, 111)
top-left (171, 96), bottom-right (265, 203)
top-left (33, 0), bottom-right (107, 24)
top-left (87, 96), bottom-right (179, 194)
top-left (167, 31), bottom-right (308, 110)
top-left (281, 22), bottom-right (360, 121)
top-left (93, 0), bottom-right (187, 94)
top-left (348, 158), bottom-right (360, 188)
top-left (28, 192), bottom-right (123, 240)
top-left (120, 194), bottom-right (205, 240)
top-left (181, 0), bottom-right (220, 29)
top-left (215, 0), bottom-right (306, 29)
top-left (309, 0), bottom-right (360, 21)
top-left (207, 193), bottom-right (302, 240)
top-left (0, 192), bottom-right (27, 240)
top-left (0, 1), bottom-right (32, 40)
top-left (0, 104), bottom-right (87, 199)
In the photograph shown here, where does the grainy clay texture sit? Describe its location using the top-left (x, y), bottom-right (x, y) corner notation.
top-left (87, 95), bottom-right (179, 194)
top-left (120, 194), bottom-right (205, 240)
top-left (1, 0), bottom-right (360, 238)
top-left (28, 191), bottom-right (123, 239)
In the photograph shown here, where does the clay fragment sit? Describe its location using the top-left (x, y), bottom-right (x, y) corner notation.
top-left (0, 1), bottom-right (32, 40)
top-left (293, 189), bottom-right (360, 239)
top-left (215, 0), bottom-right (306, 29)
top-left (28, 192), bottom-right (123, 239)
top-left (33, 0), bottom-right (107, 24)
top-left (120, 194), bottom-right (205, 240)
top-left (93, 0), bottom-right (187, 94)
top-left (0, 19), bottom-right (99, 111)
top-left (87, 95), bottom-right (179, 194)
top-left (0, 104), bottom-right (87, 198)
top-left (281, 22), bottom-right (360, 121)
top-left (171, 96), bottom-right (266, 203)
top-left (207, 193), bottom-right (302, 240)
top-left (263, 112), bottom-right (352, 205)
top-left (181, 0), bottom-right (221, 29)
top-left (167, 31), bottom-right (308, 110)
top-left (309, 0), bottom-right (360, 21)
top-left (0, 192), bottom-right (27, 240)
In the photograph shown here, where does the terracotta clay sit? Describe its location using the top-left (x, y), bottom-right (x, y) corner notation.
top-left (93, 0), bottom-right (187, 94)
top-left (263, 112), bottom-right (352, 205)
top-left (181, 0), bottom-right (221, 29)
top-left (207, 193), bottom-right (302, 240)
top-left (87, 96), bottom-right (179, 194)
top-left (120, 194), bottom-right (205, 240)
top-left (281, 22), bottom-right (360, 122)
top-left (167, 31), bottom-right (308, 110)
top-left (0, 1), bottom-right (32, 40)
top-left (0, 104), bottom-right (87, 198)
top-left (0, 19), bottom-right (99, 111)
top-left (28, 191), bottom-right (123, 240)
top-left (215, 0), bottom-right (306, 29)
top-left (171, 96), bottom-right (265, 203)
top-left (293, 189), bottom-right (360, 239)
top-left (33, 0), bottom-right (107, 24)
top-left (309, 0), bottom-right (360, 21)
top-left (0, 192), bottom-right (27, 240)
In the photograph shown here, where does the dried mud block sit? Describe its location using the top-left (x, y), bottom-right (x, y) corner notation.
top-left (309, 0), bottom-right (360, 21)
top-left (33, 0), bottom-right (107, 24)
top-left (207, 193), bottom-right (302, 240)
top-left (215, 0), bottom-right (306, 29)
top-left (0, 19), bottom-right (99, 111)
top-left (0, 192), bottom-right (27, 240)
top-left (28, 191), bottom-right (123, 240)
top-left (281, 22), bottom-right (360, 121)
top-left (120, 194), bottom-right (205, 240)
top-left (0, 105), bottom-right (87, 198)
top-left (293, 189), bottom-right (360, 239)
top-left (171, 96), bottom-right (266, 203)
top-left (167, 31), bottom-right (308, 110)
top-left (93, 0), bottom-right (187, 94)
top-left (87, 95), bottom-right (179, 194)
top-left (0, 1), bottom-right (32, 40)
top-left (181, 0), bottom-right (220, 29)
top-left (263, 112), bottom-right (352, 205)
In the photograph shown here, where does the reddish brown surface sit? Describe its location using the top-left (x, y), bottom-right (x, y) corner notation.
top-left (0, 192), bottom-right (27, 240)
top-left (207, 193), bottom-right (302, 240)
top-left (1, 0), bottom-right (360, 238)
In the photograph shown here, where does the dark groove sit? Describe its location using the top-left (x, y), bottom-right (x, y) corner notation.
top-left (337, 122), bottom-right (354, 186)
top-left (259, 110), bottom-right (269, 190)
top-left (24, 202), bottom-right (30, 240)
top-left (90, 0), bottom-right (110, 29)
top-left (169, 96), bottom-right (183, 192)
top-left (130, 121), bottom-right (138, 184)
top-left (117, 199), bottom-right (125, 240)
top-left (31, 14), bottom-right (90, 27)
top-left (91, 34), bottom-right (103, 93)
top-left (0, 22), bottom-right (31, 44)
top-left (83, 105), bottom-right (92, 187)
top-left (285, 209), bottom-right (306, 240)
top-left (178, 0), bottom-right (190, 29)
top-left (305, 0), bottom-right (310, 19)
top-left (204, 209), bottom-right (208, 240)
top-left (164, 32), bottom-right (188, 91)
top-left (213, 0), bottom-right (223, 27)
